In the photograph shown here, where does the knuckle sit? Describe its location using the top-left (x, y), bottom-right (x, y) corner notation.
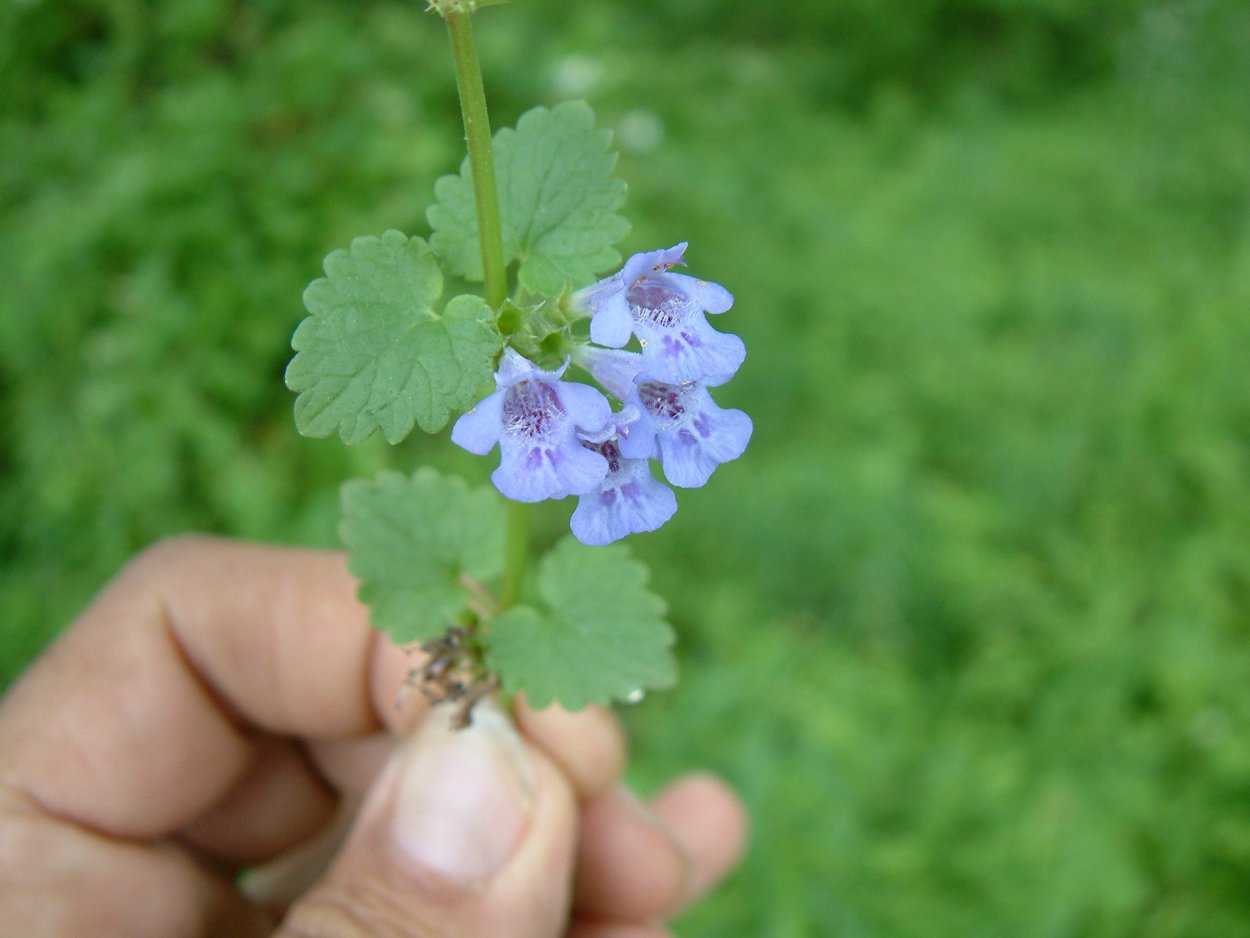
top-left (128, 533), bottom-right (220, 577)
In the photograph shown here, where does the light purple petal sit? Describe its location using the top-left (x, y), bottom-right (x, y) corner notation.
top-left (559, 381), bottom-right (612, 437)
top-left (573, 271), bottom-right (624, 313)
top-left (612, 405), bottom-right (643, 435)
top-left (570, 498), bottom-right (620, 546)
top-left (570, 459), bottom-right (677, 545)
top-left (701, 370), bottom-right (736, 389)
top-left (588, 291), bottom-right (634, 347)
top-left (665, 271), bottom-right (733, 314)
top-left (632, 381), bottom-right (751, 488)
top-left (615, 400), bottom-right (658, 459)
top-left (620, 475), bottom-right (679, 532)
top-left (622, 242), bottom-right (687, 285)
top-left (574, 345), bottom-right (644, 401)
top-left (552, 441), bottom-right (611, 496)
top-left (657, 431), bottom-right (717, 488)
top-left (492, 453), bottom-right (538, 501)
top-left (494, 347), bottom-right (542, 387)
top-left (494, 439), bottom-right (607, 502)
top-left (697, 405), bottom-right (753, 464)
top-left (450, 390), bottom-right (504, 455)
top-left (658, 403), bottom-right (751, 488)
top-left (636, 316), bottom-right (746, 384)
top-left (663, 434), bottom-right (725, 486)
top-left (617, 429), bottom-right (657, 461)
top-left (494, 444), bottom-right (559, 502)
top-left (578, 405), bottom-right (641, 445)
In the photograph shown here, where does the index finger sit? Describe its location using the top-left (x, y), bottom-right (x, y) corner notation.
top-left (0, 535), bottom-right (409, 840)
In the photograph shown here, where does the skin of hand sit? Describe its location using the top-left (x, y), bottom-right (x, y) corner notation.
top-left (0, 536), bottom-right (746, 938)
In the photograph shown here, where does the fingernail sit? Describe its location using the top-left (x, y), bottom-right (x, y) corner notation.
top-left (389, 703), bottom-right (532, 884)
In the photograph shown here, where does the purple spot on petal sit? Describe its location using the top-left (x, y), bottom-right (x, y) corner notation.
top-left (638, 381), bottom-right (687, 423)
top-left (503, 380), bottom-right (565, 440)
top-left (628, 282), bottom-right (689, 329)
top-left (581, 438), bottom-right (623, 472)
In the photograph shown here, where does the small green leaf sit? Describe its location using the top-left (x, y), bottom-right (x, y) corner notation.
top-left (429, 101), bottom-right (629, 297)
top-left (486, 537), bottom-right (676, 709)
top-left (340, 468), bottom-right (506, 644)
top-left (286, 230), bottom-right (501, 444)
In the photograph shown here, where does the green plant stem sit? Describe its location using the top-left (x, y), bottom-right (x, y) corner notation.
top-left (445, 9), bottom-right (508, 310)
top-left (500, 498), bottom-right (530, 611)
top-left (445, 4), bottom-right (526, 696)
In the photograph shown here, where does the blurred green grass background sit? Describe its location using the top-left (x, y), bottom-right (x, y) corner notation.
top-left (3, 0), bottom-right (1250, 933)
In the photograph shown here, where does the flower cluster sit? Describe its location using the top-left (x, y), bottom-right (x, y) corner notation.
top-left (452, 243), bottom-right (751, 545)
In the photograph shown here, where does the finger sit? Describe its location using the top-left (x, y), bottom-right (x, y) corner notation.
top-left (649, 773), bottom-right (747, 906)
top-left (567, 925), bottom-right (673, 938)
top-left (572, 774), bottom-right (747, 921)
top-left (242, 697), bottom-right (620, 909)
top-left (246, 703), bottom-right (626, 911)
top-left (230, 735), bottom-right (401, 908)
top-left (0, 787), bottom-right (271, 938)
top-left (0, 536), bottom-right (417, 845)
top-left (305, 698), bottom-right (629, 807)
top-left (307, 732), bottom-right (398, 799)
top-left (515, 699), bottom-right (627, 799)
top-left (572, 787), bottom-right (687, 921)
top-left (178, 738), bottom-right (336, 866)
top-left (276, 705), bottom-right (579, 938)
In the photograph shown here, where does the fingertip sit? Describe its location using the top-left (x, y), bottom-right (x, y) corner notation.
top-left (573, 786), bottom-right (687, 920)
top-left (651, 773), bottom-right (749, 907)
top-left (368, 633), bottom-right (428, 736)
top-left (277, 707), bottom-right (580, 938)
top-left (572, 773), bottom-right (747, 922)
top-left (515, 699), bottom-right (627, 799)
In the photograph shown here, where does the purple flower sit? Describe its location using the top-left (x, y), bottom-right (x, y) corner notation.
top-left (576, 243), bottom-right (746, 384)
top-left (570, 413), bottom-right (678, 546)
top-left (571, 344), bottom-right (644, 401)
top-left (619, 378), bottom-right (752, 488)
top-left (452, 349), bottom-right (612, 502)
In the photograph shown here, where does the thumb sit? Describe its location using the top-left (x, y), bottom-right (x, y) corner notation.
top-left (275, 703), bottom-right (578, 938)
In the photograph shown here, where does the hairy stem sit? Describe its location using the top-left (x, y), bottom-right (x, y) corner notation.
top-left (445, 5), bottom-right (526, 668)
top-left (445, 9), bottom-right (508, 309)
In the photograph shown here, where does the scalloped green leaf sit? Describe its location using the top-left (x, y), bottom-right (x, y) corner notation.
top-left (286, 230), bottom-right (501, 444)
top-left (340, 468), bottom-right (505, 644)
top-left (486, 537), bottom-right (676, 709)
top-left (428, 101), bottom-right (629, 297)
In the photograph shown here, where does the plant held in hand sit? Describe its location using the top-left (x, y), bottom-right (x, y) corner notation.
top-left (285, 0), bottom-right (749, 721)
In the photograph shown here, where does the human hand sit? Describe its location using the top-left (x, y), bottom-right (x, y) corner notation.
top-left (0, 536), bottom-right (746, 937)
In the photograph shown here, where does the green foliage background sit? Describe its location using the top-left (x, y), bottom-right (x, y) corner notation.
top-left (3, 0), bottom-right (1249, 933)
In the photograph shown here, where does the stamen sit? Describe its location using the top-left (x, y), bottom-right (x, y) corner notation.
top-left (628, 282), bottom-right (688, 329)
top-left (502, 379), bottom-right (565, 438)
top-left (638, 381), bottom-right (687, 424)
